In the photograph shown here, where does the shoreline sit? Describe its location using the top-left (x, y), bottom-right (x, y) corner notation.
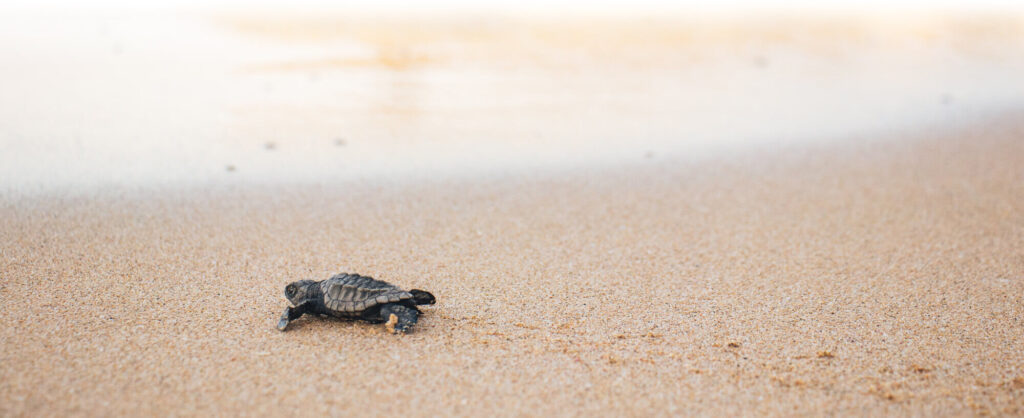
top-left (4, 107), bottom-right (1022, 199)
top-left (4, 10), bottom-right (1024, 192)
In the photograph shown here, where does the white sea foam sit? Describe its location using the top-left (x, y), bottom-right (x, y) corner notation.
top-left (1, 8), bottom-right (1023, 190)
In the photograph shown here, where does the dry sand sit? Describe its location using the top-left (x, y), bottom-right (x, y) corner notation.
top-left (2, 117), bottom-right (1023, 416)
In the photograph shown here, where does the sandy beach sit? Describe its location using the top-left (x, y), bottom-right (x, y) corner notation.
top-left (3, 114), bottom-right (1023, 416)
top-left (3, 5), bottom-right (1024, 416)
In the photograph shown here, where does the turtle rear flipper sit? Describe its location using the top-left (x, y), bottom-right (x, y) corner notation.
top-left (380, 303), bottom-right (419, 334)
top-left (410, 289), bottom-right (436, 305)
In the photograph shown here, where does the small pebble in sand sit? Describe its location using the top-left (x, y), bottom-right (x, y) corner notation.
top-left (225, 165), bottom-right (236, 172)
top-left (727, 342), bottom-right (741, 348)
top-left (264, 142), bottom-right (276, 150)
top-left (334, 138), bottom-right (346, 146)
top-left (817, 351), bottom-right (835, 359)
top-left (384, 314), bottom-right (399, 334)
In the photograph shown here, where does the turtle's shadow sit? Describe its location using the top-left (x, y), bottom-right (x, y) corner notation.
top-left (278, 314), bottom-right (360, 332)
top-left (276, 312), bottom-right (445, 334)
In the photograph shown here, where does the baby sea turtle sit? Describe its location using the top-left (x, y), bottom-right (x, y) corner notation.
top-left (277, 273), bottom-right (436, 334)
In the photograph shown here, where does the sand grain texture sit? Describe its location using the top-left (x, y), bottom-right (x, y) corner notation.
top-left (2, 120), bottom-right (1023, 416)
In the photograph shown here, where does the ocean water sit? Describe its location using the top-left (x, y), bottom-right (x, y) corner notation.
top-left (1, 8), bottom-right (1023, 190)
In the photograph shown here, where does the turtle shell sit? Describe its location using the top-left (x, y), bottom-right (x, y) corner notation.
top-left (319, 273), bottom-right (413, 313)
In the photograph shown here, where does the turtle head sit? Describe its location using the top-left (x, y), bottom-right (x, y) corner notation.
top-left (284, 280), bottom-right (319, 306)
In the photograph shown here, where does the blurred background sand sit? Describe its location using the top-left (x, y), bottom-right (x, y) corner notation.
top-left (1, 2), bottom-right (1023, 416)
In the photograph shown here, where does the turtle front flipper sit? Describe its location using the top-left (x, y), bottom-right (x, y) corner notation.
top-left (277, 307), bottom-right (293, 331)
top-left (380, 304), bottom-right (419, 334)
top-left (277, 305), bottom-right (308, 331)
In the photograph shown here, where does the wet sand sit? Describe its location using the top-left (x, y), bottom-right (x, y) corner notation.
top-left (2, 115), bottom-right (1022, 416)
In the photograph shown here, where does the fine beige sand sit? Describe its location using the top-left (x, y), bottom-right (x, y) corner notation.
top-left (2, 117), bottom-right (1023, 416)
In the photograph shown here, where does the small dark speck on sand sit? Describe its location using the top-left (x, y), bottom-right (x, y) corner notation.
top-left (334, 138), bottom-right (347, 146)
top-left (264, 142), bottom-right (276, 150)
top-left (727, 342), bottom-right (741, 348)
top-left (226, 165), bottom-right (236, 172)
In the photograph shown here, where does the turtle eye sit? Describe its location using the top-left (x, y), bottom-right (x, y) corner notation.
top-left (285, 285), bottom-right (296, 297)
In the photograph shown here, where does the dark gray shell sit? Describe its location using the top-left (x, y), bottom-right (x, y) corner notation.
top-left (320, 273), bottom-right (412, 313)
